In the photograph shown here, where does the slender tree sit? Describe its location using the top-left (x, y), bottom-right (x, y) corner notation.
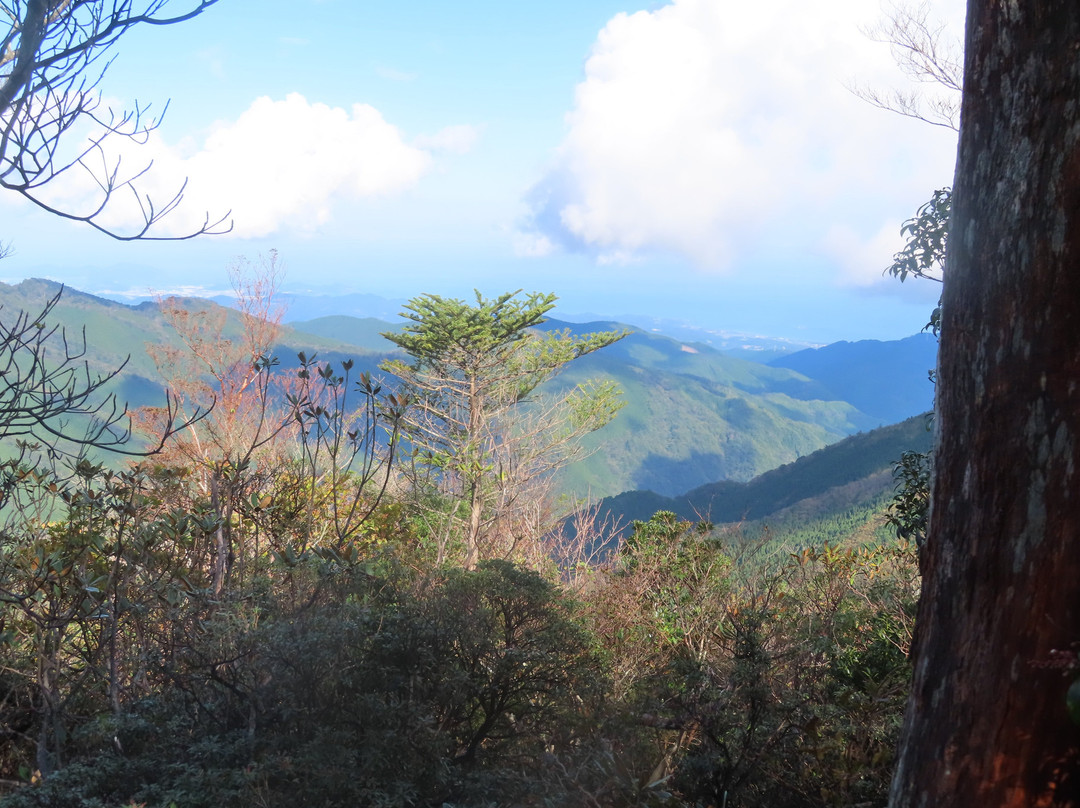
top-left (382, 290), bottom-right (624, 568)
top-left (890, 3), bottom-right (1080, 805)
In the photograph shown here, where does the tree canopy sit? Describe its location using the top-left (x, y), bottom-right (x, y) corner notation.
top-left (382, 290), bottom-right (625, 567)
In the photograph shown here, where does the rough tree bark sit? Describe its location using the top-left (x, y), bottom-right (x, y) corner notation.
top-left (889, 3), bottom-right (1080, 806)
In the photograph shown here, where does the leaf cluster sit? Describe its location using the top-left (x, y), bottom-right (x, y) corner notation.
top-left (886, 187), bottom-right (949, 334)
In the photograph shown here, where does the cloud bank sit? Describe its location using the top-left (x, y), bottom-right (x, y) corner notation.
top-left (520, 0), bottom-right (961, 279)
top-left (47, 94), bottom-right (478, 238)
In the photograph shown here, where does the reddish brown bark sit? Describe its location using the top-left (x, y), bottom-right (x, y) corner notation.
top-left (889, 3), bottom-right (1080, 806)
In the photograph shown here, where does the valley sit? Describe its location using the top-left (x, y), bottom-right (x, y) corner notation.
top-left (1, 278), bottom-right (936, 503)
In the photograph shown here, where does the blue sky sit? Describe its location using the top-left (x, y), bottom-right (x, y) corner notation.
top-left (0, 0), bottom-right (962, 343)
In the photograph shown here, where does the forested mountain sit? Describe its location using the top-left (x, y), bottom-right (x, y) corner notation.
top-left (593, 413), bottom-right (933, 541)
top-left (0, 279), bottom-right (934, 499)
top-left (535, 321), bottom-right (878, 496)
top-left (288, 314), bottom-right (935, 496)
top-left (0, 279), bottom-right (391, 409)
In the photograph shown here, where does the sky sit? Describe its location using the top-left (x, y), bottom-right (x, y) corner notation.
top-left (0, 0), bottom-right (964, 344)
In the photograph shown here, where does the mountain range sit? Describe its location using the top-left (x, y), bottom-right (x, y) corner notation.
top-left (1, 278), bottom-right (936, 500)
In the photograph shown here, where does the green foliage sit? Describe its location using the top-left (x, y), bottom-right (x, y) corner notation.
top-left (579, 516), bottom-right (917, 808)
top-left (622, 513), bottom-right (726, 648)
top-left (886, 448), bottom-right (931, 544)
top-left (881, 190), bottom-right (941, 560)
top-left (385, 289), bottom-right (558, 368)
top-left (381, 290), bottom-right (625, 428)
top-left (381, 290), bottom-right (626, 566)
top-left (1, 481), bottom-right (919, 808)
top-left (886, 188), bottom-right (950, 284)
top-left (2, 560), bottom-right (605, 808)
top-left (887, 187), bottom-right (949, 334)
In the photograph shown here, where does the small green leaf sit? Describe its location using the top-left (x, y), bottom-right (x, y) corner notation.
top-left (1067, 677), bottom-right (1080, 726)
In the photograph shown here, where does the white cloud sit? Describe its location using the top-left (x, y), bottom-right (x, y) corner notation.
top-left (41, 93), bottom-right (437, 238)
top-left (521, 0), bottom-right (963, 279)
top-left (512, 231), bottom-right (556, 258)
top-left (414, 124), bottom-right (482, 155)
top-left (821, 222), bottom-right (904, 288)
top-left (94, 284), bottom-right (234, 300)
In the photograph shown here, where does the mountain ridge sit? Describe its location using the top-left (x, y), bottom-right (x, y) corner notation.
top-left (0, 278), bottom-right (935, 500)
top-left (586, 413), bottom-right (934, 543)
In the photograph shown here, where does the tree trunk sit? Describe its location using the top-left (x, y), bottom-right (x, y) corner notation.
top-left (210, 471), bottom-right (230, 597)
top-left (36, 626), bottom-right (62, 776)
top-left (465, 483), bottom-right (483, 570)
top-left (464, 382), bottom-right (485, 569)
top-left (889, 3), bottom-right (1080, 806)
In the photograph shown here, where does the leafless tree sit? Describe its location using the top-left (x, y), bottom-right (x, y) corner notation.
top-left (851, 1), bottom-right (963, 132)
top-left (0, 284), bottom-right (195, 461)
top-left (0, 0), bottom-right (230, 239)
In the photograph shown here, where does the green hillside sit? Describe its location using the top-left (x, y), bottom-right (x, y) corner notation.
top-left (595, 413), bottom-right (933, 530)
top-left (287, 315), bottom-right (402, 352)
top-left (0, 278), bottom-right (180, 407)
top-left (539, 322), bottom-right (880, 497)
top-left (0, 281), bottom-right (917, 502)
top-left (0, 279), bottom-right (389, 410)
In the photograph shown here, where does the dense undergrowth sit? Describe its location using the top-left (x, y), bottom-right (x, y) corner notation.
top-left (0, 461), bottom-right (916, 807)
top-left (0, 287), bottom-right (919, 807)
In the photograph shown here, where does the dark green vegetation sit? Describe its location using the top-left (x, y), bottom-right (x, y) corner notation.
top-left (596, 414), bottom-right (933, 543)
top-left (0, 284), bottom-right (925, 807)
top-left (0, 492), bottom-right (917, 808)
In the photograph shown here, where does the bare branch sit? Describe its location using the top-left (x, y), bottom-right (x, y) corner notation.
top-left (0, 284), bottom-right (209, 492)
top-left (0, 1), bottom-right (231, 239)
top-left (849, 1), bottom-right (962, 131)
